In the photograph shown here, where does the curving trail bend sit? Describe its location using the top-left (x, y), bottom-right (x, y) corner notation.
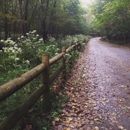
top-left (52, 37), bottom-right (130, 130)
top-left (86, 37), bottom-right (130, 130)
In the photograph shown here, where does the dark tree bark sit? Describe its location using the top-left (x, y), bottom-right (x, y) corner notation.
top-left (24, 0), bottom-right (29, 34)
top-left (19, 0), bottom-right (29, 36)
top-left (4, 0), bottom-right (8, 40)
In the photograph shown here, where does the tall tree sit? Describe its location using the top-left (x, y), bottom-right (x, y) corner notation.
top-left (0, 0), bottom-right (90, 41)
top-left (91, 0), bottom-right (130, 42)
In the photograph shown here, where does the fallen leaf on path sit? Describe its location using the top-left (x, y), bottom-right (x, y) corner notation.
top-left (120, 85), bottom-right (127, 89)
top-left (94, 126), bottom-right (99, 130)
top-left (52, 121), bottom-right (55, 125)
top-left (64, 128), bottom-right (71, 130)
top-left (54, 117), bottom-right (60, 122)
top-left (117, 125), bottom-right (124, 129)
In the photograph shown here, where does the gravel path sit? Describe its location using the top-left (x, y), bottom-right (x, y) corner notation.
top-left (51, 37), bottom-right (130, 130)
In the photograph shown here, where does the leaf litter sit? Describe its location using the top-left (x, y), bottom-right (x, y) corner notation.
top-left (51, 39), bottom-right (130, 130)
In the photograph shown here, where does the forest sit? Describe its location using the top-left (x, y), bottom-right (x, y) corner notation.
top-left (0, 0), bottom-right (130, 43)
top-left (92, 0), bottom-right (130, 43)
top-left (0, 0), bottom-right (90, 41)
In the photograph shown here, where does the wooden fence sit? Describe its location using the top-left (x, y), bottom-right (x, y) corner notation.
top-left (0, 40), bottom-right (84, 130)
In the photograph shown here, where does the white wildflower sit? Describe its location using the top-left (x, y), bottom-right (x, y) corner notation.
top-left (13, 46), bottom-right (17, 50)
top-left (65, 53), bottom-right (71, 58)
top-left (55, 53), bottom-right (58, 56)
top-left (0, 40), bottom-right (4, 42)
top-left (10, 41), bottom-right (15, 45)
top-left (14, 44), bottom-right (18, 47)
top-left (25, 60), bottom-right (30, 65)
top-left (4, 48), bottom-right (8, 52)
top-left (32, 30), bottom-right (36, 33)
top-left (39, 38), bottom-right (43, 41)
top-left (6, 39), bottom-right (11, 43)
top-left (45, 48), bottom-right (49, 52)
top-left (15, 58), bottom-right (19, 61)
top-left (10, 56), bottom-right (15, 59)
top-left (12, 50), bottom-right (15, 53)
top-left (38, 49), bottom-right (40, 51)
top-left (8, 47), bottom-right (13, 52)
top-left (17, 48), bottom-right (22, 52)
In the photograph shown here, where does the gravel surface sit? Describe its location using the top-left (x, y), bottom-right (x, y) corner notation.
top-left (51, 37), bottom-right (130, 130)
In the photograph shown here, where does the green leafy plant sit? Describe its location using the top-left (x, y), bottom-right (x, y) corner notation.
top-left (0, 31), bottom-right (90, 130)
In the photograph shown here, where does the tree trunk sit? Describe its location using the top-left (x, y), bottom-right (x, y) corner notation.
top-left (4, 0), bottom-right (8, 40)
top-left (23, 0), bottom-right (29, 34)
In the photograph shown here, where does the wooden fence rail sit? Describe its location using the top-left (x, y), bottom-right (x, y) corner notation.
top-left (0, 40), bottom-right (84, 130)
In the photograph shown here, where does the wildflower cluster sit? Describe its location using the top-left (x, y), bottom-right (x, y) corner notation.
top-left (0, 31), bottom-right (89, 71)
top-left (59, 34), bottom-right (89, 47)
top-left (0, 31), bottom-right (90, 128)
top-left (17, 31), bottom-right (44, 64)
top-left (65, 53), bottom-right (71, 58)
top-left (0, 38), bottom-right (22, 70)
top-left (44, 38), bottom-right (59, 58)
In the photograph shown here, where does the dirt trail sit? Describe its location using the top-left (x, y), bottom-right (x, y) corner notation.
top-left (52, 37), bottom-right (130, 130)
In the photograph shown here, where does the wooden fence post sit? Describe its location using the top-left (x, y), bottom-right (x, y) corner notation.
top-left (79, 43), bottom-right (82, 51)
top-left (69, 44), bottom-right (72, 55)
top-left (75, 42), bottom-right (77, 51)
top-left (62, 47), bottom-right (66, 80)
top-left (42, 54), bottom-right (51, 112)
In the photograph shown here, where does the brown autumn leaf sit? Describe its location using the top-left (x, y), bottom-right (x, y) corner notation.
top-left (94, 118), bottom-right (100, 122)
top-left (24, 125), bottom-right (32, 130)
top-left (94, 126), bottom-right (99, 130)
top-left (117, 125), bottom-right (124, 130)
top-left (64, 128), bottom-right (71, 130)
top-left (59, 92), bottom-right (62, 95)
top-left (28, 88), bottom-right (30, 93)
top-left (52, 121), bottom-right (55, 125)
top-left (66, 119), bottom-right (71, 124)
top-left (57, 125), bottom-right (63, 130)
top-left (54, 117), bottom-right (60, 122)
top-left (53, 85), bottom-right (57, 91)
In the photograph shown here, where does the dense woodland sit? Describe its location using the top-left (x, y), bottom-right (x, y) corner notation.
top-left (1, 0), bottom-right (130, 43)
top-left (91, 0), bottom-right (130, 43)
top-left (0, 0), bottom-right (90, 41)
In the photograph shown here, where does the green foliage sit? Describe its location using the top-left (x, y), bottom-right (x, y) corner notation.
top-left (91, 0), bottom-right (130, 42)
top-left (0, 38), bottom-right (22, 70)
top-left (0, 0), bottom-right (90, 40)
top-left (0, 32), bottom-right (90, 129)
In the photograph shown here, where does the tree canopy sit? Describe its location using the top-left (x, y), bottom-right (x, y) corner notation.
top-left (0, 0), bottom-right (90, 41)
top-left (91, 0), bottom-right (130, 42)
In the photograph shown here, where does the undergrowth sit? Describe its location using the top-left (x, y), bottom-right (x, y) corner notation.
top-left (0, 31), bottom-right (90, 130)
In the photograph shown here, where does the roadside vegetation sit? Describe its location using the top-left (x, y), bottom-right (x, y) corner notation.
top-left (0, 31), bottom-right (90, 129)
top-left (90, 0), bottom-right (130, 44)
top-left (0, 0), bottom-right (92, 129)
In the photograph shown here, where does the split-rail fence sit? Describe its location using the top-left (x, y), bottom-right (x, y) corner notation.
top-left (0, 40), bottom-right (84, 130)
